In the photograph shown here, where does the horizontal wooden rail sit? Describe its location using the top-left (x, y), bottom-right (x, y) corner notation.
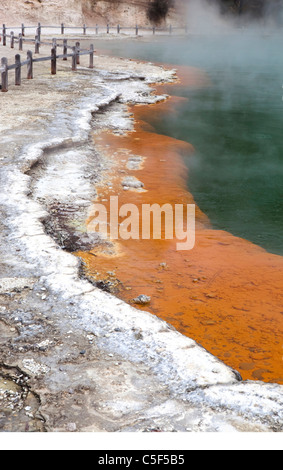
top-left (1, 29), bottom-right (92, 55)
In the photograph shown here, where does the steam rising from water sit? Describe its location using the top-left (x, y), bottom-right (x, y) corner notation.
top-left (184, 0), bottom-right (283, 34)
top-left (186, 0), bottom-right (233, 33)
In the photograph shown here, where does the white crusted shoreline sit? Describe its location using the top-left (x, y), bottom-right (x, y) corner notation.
top-left (0, 40), bottom-right (282, 432)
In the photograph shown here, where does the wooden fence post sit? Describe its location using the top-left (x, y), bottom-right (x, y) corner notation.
top-left (96, 24), bottom-right (99, 35)
top-left (1, 57), bottom-right (8, 92)
top-left (76, 42), bottom-right (80, 65)
top-left (51, 47), bottom-right (57, 75)
top-left (136, 25), bottom-right (139, 36)
top-left (72, 46), bottom-right (77, 71)
top-left (10, 31), bottom-right (15, 49)
top-left (19, 33), bottom-right (23, 51)
top-left (15, 54), bottom-right (21, 86)
top-left (35, 35), bottom-right (40, 54)
top-left (83, 24), bottom-right (87, 35)
top-left (63, 39), bottom-right (68, 60)
top-left (117, 24), bottom-right (120, 34)
top-left (27, 50), bottom-right (33, 79)
top-left (61, 23), bottom-right (64, 35)
top-left (107, 24), bottom-right (110, 34)
top-left (89, 44), bottom-right (94, 69)
top-left (37, 23), bottom-right (41, 42)
top-left (21, 23), bottom-right (25, 37)
top-left (52, 38), bottom-right (57, 50)
top-left (3, 25), bottom-right (6, 46)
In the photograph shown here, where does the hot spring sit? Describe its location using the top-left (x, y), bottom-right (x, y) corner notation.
top-left (79, 33), bottom-right (283, 384)
top-left (97, 33), bottom-right (283, 255)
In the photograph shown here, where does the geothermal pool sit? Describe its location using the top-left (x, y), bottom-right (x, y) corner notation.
top-left (98, 34), bottom-right (283, 255)
top-left (79, 34), bottom-right (283, 384)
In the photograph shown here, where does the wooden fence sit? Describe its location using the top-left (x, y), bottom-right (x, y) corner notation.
top-left (0, 22), bottom-right (188, 92)
top-left (1, 22), bottom-right (188, 39)
top-left (0, 31), bottom-right (95, 92)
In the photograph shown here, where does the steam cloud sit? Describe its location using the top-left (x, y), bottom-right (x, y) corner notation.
top-left (184, 0), bottom-right (283, 32)
top-left (186, 0), bottom-right (232, 33)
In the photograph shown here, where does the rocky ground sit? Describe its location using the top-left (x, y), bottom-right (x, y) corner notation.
top-left (0, 34), bottom-right (282, 433)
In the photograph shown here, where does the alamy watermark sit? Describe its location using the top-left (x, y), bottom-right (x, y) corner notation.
top-left (87, 196), bottom-right (196, 251)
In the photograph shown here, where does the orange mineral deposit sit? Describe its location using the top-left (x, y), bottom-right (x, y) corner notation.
top-left (77, 66), bottom-right (283, 385)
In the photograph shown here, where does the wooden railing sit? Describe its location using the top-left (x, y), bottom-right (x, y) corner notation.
top-left (1, 22), bottom-right (188, 92)
top-left (0, 32), bottom-right (95, 92)
top-left (1, 22), bottom-right (188, 39)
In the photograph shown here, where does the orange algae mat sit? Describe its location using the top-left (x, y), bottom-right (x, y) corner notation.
top-left (77, 66), bottom-right (283, 384)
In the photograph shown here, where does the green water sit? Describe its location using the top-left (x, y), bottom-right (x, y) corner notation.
top-left (98, 35), bottom-right (283, 255)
